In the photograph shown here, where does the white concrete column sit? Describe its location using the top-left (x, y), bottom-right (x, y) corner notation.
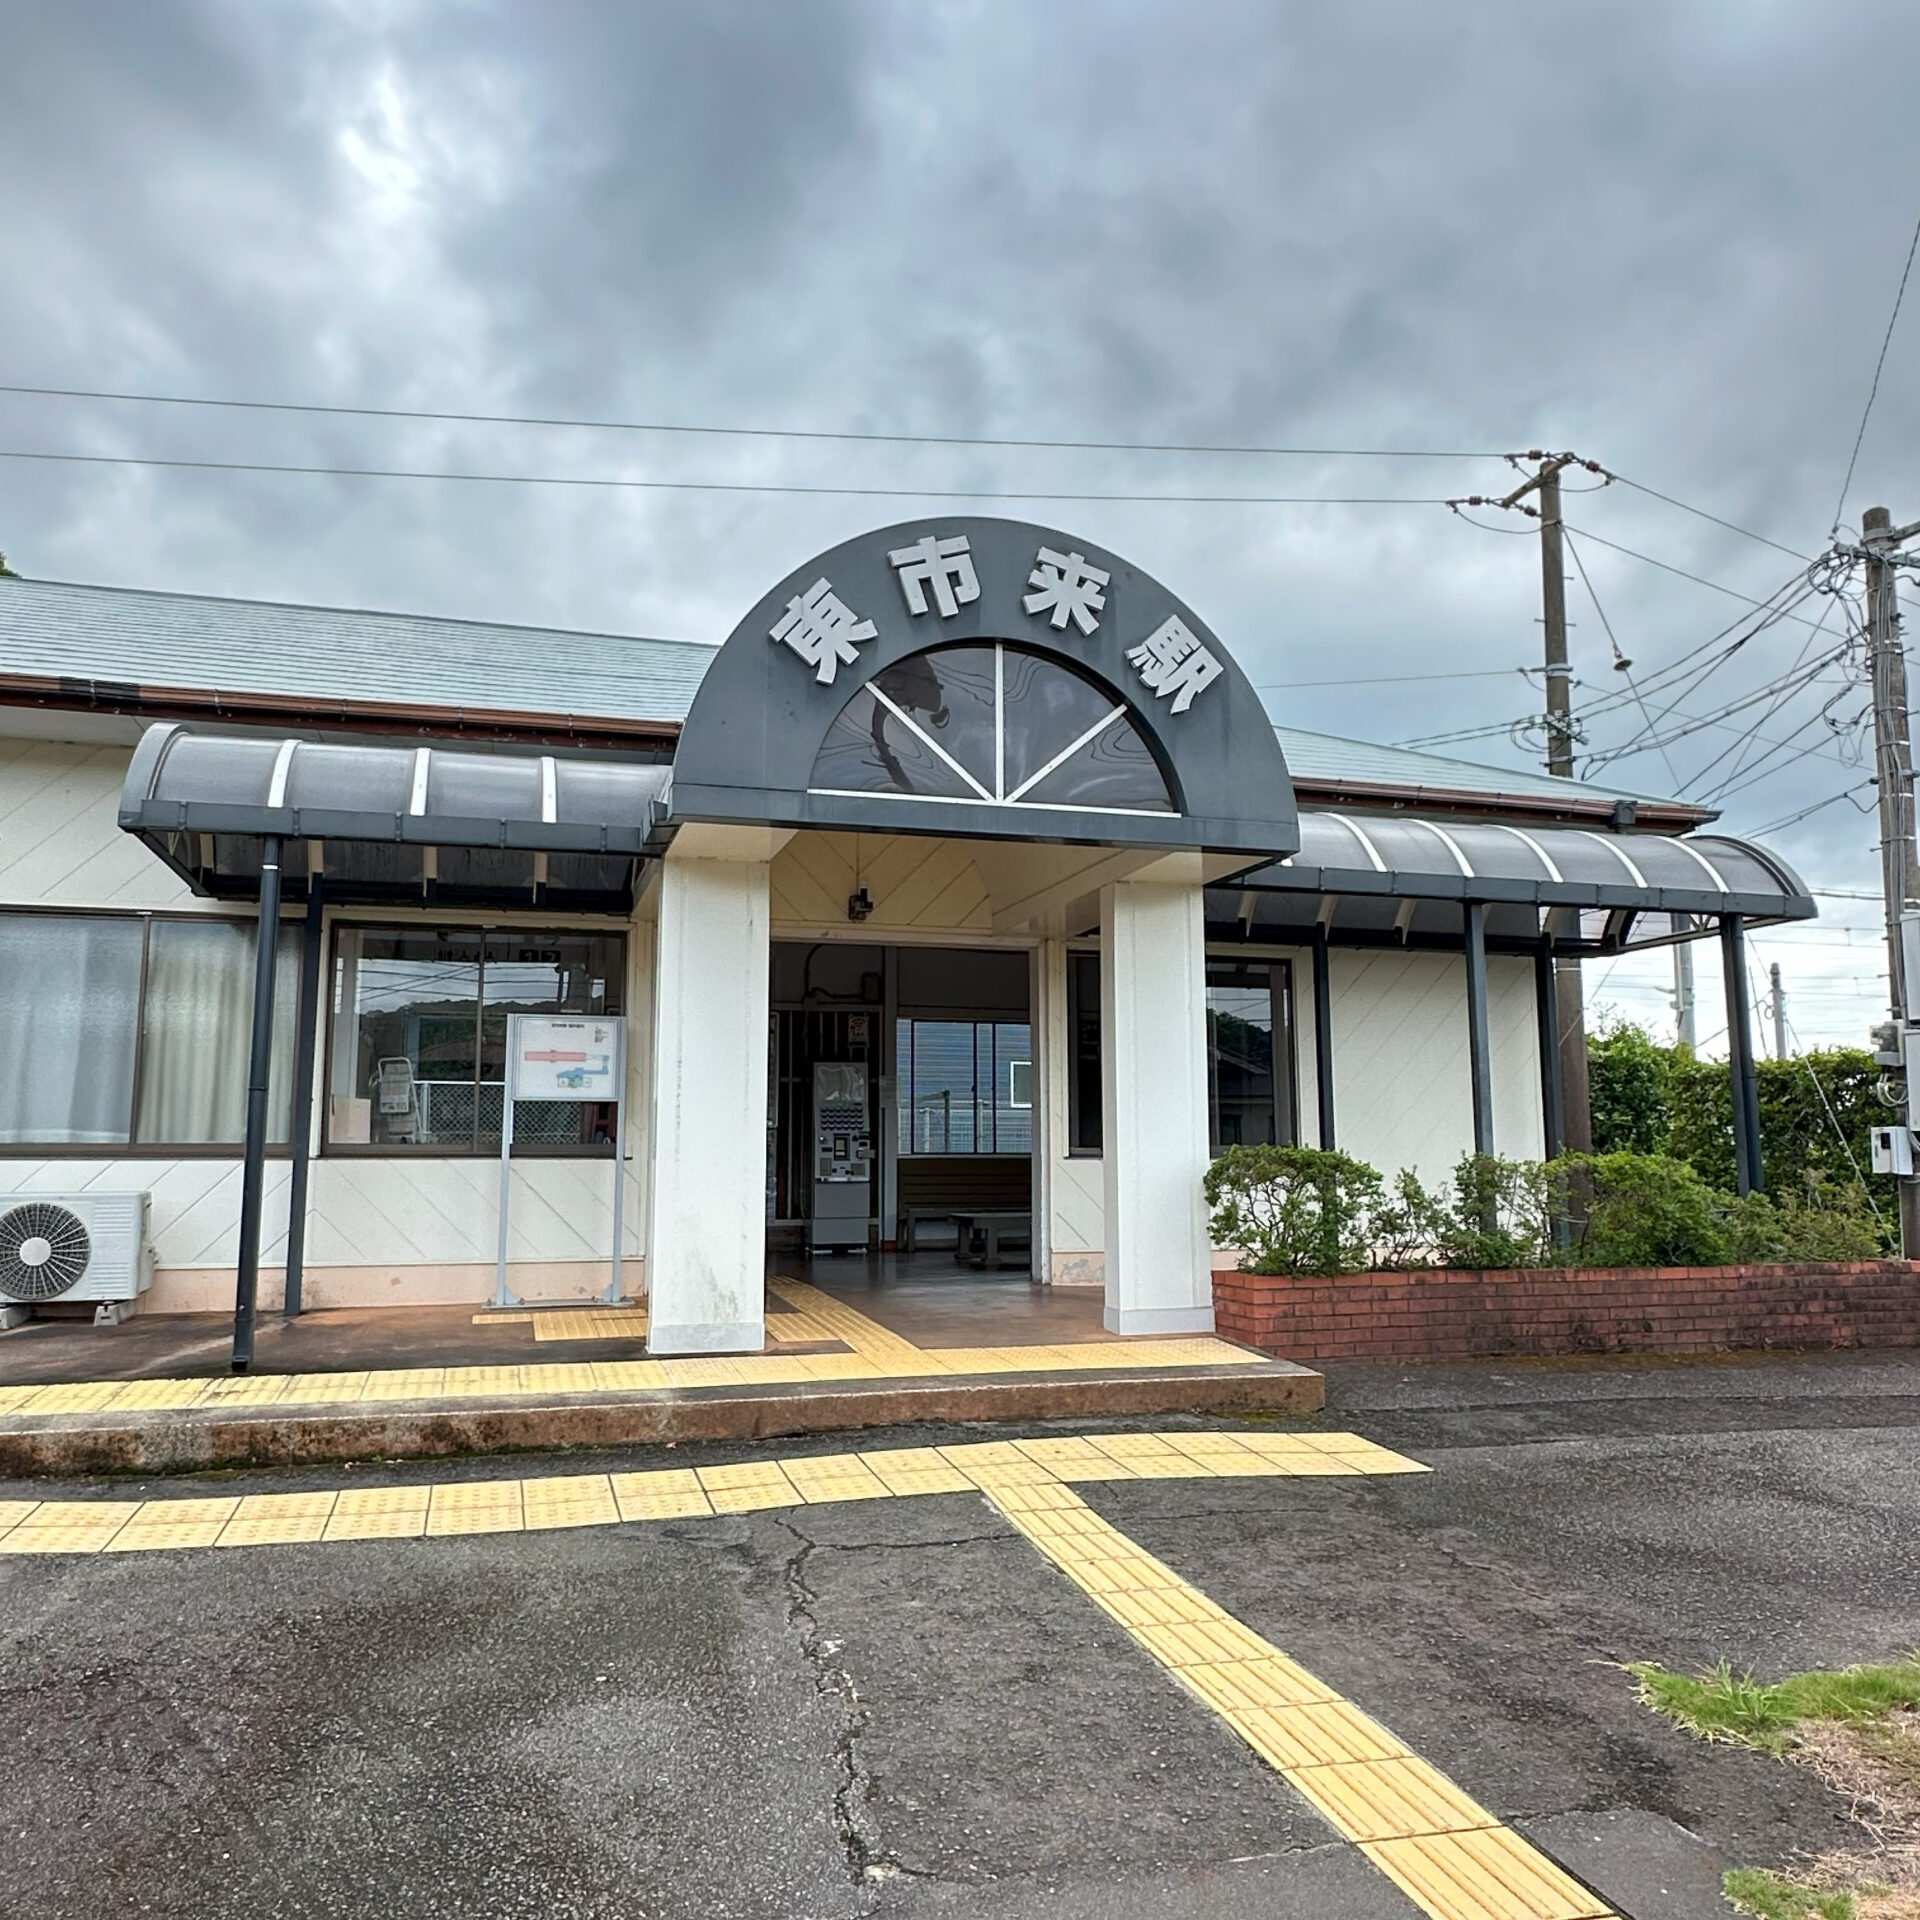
top-left (644, 827), bottom-right (781, 1354)
top-left (1027, 943), bottom-right (1054, 1285)
top-left (1100, 855), bottom-right (1215, 1335)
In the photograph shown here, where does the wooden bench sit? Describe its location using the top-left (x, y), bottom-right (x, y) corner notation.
top-left (952, 1211), bottom-right (1033, 1271)
top-left (895, 1154), bottom-right (1030, 1253)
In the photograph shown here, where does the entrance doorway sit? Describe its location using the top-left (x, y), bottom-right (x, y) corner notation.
top-left (767, 941), bottom-right (1033, 1277)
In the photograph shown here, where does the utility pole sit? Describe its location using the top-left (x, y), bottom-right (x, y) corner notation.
top-left (1770, 962), bottom-right (1786, 1062)
top-left (1672, 935), bottom-right (1697, 1053)
top-left (1498, 453), bottom-right (1593, 1150)
top-left (1861, 504), bottom-right (1920, 1254)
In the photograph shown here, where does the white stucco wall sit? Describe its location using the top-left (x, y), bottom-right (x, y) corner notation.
top-left (0, 728), bottom-right (644, 1311)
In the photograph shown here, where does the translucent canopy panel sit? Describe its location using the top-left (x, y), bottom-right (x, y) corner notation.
top-left (1208, 810), bottom-right (1814, 953)
top-left (120, 723), bottom-right (667, 908)
top-left (810, 643), bottom-right (1175, 817)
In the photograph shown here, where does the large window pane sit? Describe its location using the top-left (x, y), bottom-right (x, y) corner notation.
top-left (480, 931), bottom-right (624, 1150)
top-left (0, 915), bottom-right (142, 1145)
top-left (896, 1017), bottom-right (1031, 1156)
top-left (135, 919), bottom-right (298, 1145)
top-left (326, 925), bottom-right (624, 1153)
top-left (1067, 951), bottom-right (1102, 1154)
top-left (1206, 959), bottom-right (1295, 1152)
top-left (330, 929), bottom-right (483, 1148)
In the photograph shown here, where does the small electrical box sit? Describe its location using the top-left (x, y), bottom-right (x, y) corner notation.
top-left (1870, 1126), bottom-right (1914, 1177)
top-left (1871, 1020), bottom-right (1904, 1070)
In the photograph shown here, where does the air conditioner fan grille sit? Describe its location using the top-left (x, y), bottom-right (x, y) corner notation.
top-left (0, 1202), bottom-right (93, 1301)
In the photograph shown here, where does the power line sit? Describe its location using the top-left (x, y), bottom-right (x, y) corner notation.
top-left (1561, 528), bottom-right (1684, 790)
top-left (1256, 667), bottom-right (1522, 692)
top-left (1603, 471), bottom-right (1813, 564)
top-left (0, 382), bottom-right (1503, 462)
top-left (0, 446), bottom-right (1453, 506)
top-left (1833, 199), bottom-right (1920, 534)
top-left (1562, 524), bottom-right (1834, 632)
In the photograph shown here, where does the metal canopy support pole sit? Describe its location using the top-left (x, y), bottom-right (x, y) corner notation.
top-left (232, 834), bottom-right (284, 1373)
top-left (1533, 944), bottom-right (1565, 1162)
top-left (282, 875), bottom-right (325, 1319)
top-left (1722, 914), bottom-right (1763, 1195)
top-left (494, 1019), bottom-right (519, 1310)
top-left (1310, 922), bottom-right (1336, 1149)
top-left (605, 1023), bottom-right (627, 1305)
top-left (1463, 902), bottom-right (1495, 1158)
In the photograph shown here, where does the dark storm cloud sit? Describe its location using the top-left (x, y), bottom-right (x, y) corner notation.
top-left (0, 0), bottom-right (1914, 1036)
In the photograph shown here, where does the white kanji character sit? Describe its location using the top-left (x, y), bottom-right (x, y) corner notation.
top-left (770, 578), bottom-right (877, 685)
top-left (1125, 615), bottom-right (1224, 715)
top-left (887, 532), bottom-right (980, 618)
top-left (1023, 547), bottom-right (1110, 635)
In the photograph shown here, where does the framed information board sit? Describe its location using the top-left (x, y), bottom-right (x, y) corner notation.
top-left (494, 1012), bottom-right (629, 1308)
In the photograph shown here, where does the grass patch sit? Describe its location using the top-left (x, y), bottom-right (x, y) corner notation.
top-left (1723, 1868), bottom-right (1858, 1919)
top-left (1628, 1657), bottom-right (1920, 1755)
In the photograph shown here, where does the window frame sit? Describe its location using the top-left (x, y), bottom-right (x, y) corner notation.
top-left (810, 642), bottom-right (1179, 819)
top-left (1205, 955), bottom-right (1298, 1155)
top-left (894, 1014), bottom-right (1033, 1158)
top-left (0, 904), bottom-right (300, 1158)
top-left (322, 917), bottom-right (628, 1159)
top-left (1065, 947), bottom-right (1103, 1157)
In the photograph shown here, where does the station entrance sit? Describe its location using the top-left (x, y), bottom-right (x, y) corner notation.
top-left (766, 940), bottom-right (1034, 1276)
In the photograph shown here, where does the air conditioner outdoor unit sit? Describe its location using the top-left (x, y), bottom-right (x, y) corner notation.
top-left (0, 1193), bottom-right (153, 1324)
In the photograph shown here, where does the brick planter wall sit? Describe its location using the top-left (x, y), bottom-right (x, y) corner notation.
top-left (1212, 1261), bottom-right (1920, 1363)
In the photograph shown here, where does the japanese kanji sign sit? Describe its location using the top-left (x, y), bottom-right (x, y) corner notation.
top-left (770, 577), bottom-right (877, 685)
top-left (1023, 547), bottom-right (1109, 635)
top-left (888, 532), bottom-right (980, 617)
top-left (1126, 615), bottom-right (1224, 715)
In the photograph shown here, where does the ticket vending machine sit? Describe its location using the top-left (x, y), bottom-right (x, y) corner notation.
top-left (808, 1061), bottom-right (872, 1255)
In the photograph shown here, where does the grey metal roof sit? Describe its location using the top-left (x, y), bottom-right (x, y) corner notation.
top-left (6, 573), bottom-right (1689, 813)
top-left (1272, 724), bottom-right (1678, 811)
top-left (0, 575), bottom-right (715, 727)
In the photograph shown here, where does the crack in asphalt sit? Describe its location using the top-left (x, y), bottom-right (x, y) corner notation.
top-left (775, 1512), bottom-right (939, 1892)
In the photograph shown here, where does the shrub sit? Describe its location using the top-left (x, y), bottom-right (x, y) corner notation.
top-left (1437, 1155), bottom-right (1554, 1269)
top-left (1554, 1152), bottom-right (1734, 1267)
top-left (1204, 1145), bottom-right (1383, 1276)
top-left (1370, 1168), bottom-right (1454, 1270)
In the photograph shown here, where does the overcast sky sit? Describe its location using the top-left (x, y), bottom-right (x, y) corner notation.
top-left (3, 0), bottom-right (1915, 1049)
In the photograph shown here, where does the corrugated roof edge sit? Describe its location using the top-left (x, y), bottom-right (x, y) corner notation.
top-left (1271, 721), bottom-right (1712, 828)
top-left (3, 571), bottom-right (723, 655)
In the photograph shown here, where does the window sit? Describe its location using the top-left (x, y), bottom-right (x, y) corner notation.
top-left (1207, 959), bottom-right (1296, 1153)
top-left (1066, 950), bottom-right (1102, 1154)
top-left (896, 1018), bottom-right (1031, 1155)
top-left (811, 644), bottom-right (1175, 815)
top-left (327, 925), bottom-right (624, 1153)
top-left (0, 911), bottom-right (297, 1150)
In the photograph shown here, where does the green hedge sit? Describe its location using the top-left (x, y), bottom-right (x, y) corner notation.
top-left (1589, 1025), bottom-right (1896, 1249)
top-left (1205, 1144), bottom-right (1885, 1277)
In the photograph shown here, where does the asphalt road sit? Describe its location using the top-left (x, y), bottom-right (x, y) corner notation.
top-left (3, 1348), bottom-right (1917, 1919)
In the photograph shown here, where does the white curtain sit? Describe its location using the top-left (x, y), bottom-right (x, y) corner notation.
top-left (134, 921), bottom-right (298, 1145)
top-left (0, 915), bottom-right (143, 1144)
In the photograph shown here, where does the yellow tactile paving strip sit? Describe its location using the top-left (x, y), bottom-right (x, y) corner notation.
top-left (475, 1306), bottom-right (844, 1346)
top-left (984, 1480), bottom-right (1614, 1920)
top-left (0, 1427), bottom-right (1605, 1917)
top-left (0, 1279), bottom-right (1276, 1423)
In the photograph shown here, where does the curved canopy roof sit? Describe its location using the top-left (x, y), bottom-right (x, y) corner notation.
top-left (120, 723), bottom-right (668, 909)
top-left (1212, 810), bottom-right (1813, 954)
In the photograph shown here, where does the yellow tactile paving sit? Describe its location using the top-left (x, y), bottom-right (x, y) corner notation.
top-left (857, 1446), bottom-right (976, 1496)
top-left (1362, 1828), bottom-right (1614, 1920)
top-left (781, 1453), bottom-right (891, 1504)
top-left (11, 1382), bottom-right (130, 1416)
top-left (1, 1499), bottom-right (142, 1553)
top-left (1011, 1435), bottom-right (1141, 1478)
top-left (610, 1467), bottom-right (713, 1521)
top-left (425, 1479), bottom-right (524, 1536)
top-left (106, 1496), bottom-right (240, 1552)
top-left (97, 1378), bottom-right (216, 1412)
top-left (522, 1473), bottom-right (620, 1531)
top-left (696, 1460), bottom-right (803, 1513)
top-left (323, 1485), bottom-right (430, 1540)
top-left (0, 1498), bottom-right (43, 1530)
top-left (219, 1491), bottom-right (340, 1546)
top-left (980, 1480), bottom-right (1611, 1920)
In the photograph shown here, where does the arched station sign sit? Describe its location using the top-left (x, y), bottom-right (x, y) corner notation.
top-left (668, 517), bottom-right (1300, 857)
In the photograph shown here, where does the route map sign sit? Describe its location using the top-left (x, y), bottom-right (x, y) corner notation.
top-left (494, 1013), bottom-right (629, 1309)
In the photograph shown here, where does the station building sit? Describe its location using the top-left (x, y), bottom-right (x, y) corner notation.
top-left (0, 518), bottom-right (1811, 1354)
